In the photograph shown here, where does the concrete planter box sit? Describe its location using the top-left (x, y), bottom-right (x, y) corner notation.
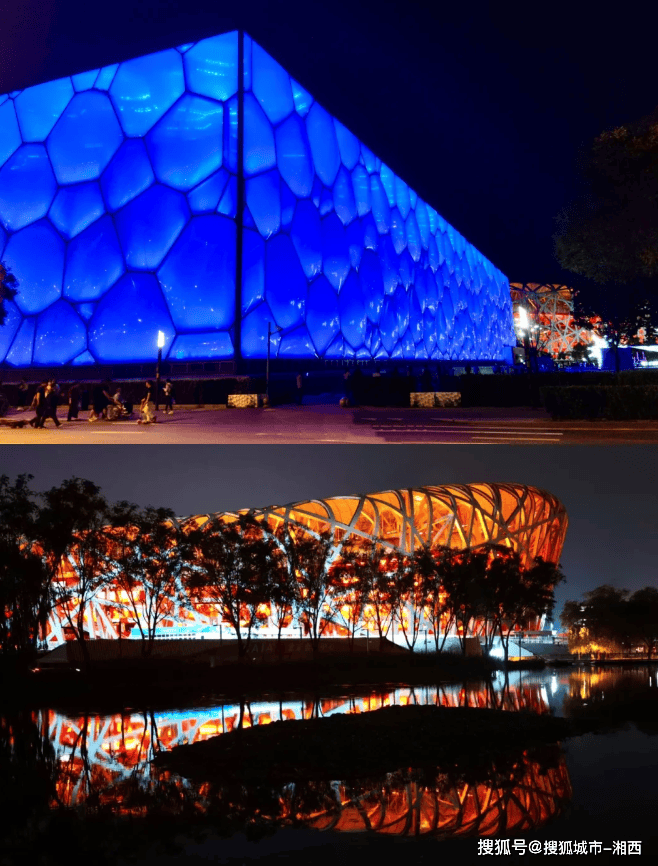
top-left (410, 391), bottom-right (461, 408)
top-left (228, 394), bottom-right (262, 408)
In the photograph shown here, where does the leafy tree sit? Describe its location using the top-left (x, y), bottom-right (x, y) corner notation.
top-left (626, 587), bottom-right (658, 658)
top-left (183, 514), bottom-right (276, 659)
top-left (389, 551), bottom-right (429, 651)
top-left (36, 478), bottom-right (114, 665)
top-left (0, 475), bottom-right (47, 658)
top-left (329, 539), bottom-right (378, 650)
top-left (109, 504), bottom-right (187, 655)
top-left (272, 527), bottom-right (338, 654)
top-left (488, 552), bottom-right (564, 665)
top-left (554, 110), bottom-right (658, 370)
top-left (561, 585), bottom-right (630, 653)
top-left (435, 548), bottom-right (491, 655)
top-left (0, 261), bottom-right (18, 326)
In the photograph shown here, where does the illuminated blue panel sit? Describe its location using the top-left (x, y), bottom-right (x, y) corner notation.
top-left (170, 332), bottom-right (233, 359)
top-left (242, 229), bottom-right (265, 314)
top-left (115, 185), bottom-right (188, 269)
top-left (158, 214), bottom-right (235, 330)
top-left (0, 301), bottom-right (21, 362)
top-left (100, 139), bottom-right (155, 212)
top-left (306, 275), bottom-right (339, 355)
top-left (0, 101), bottom-right (22, 168)
top-left (358, 250), bottom-right (385, 325)
top-left (395, 176), bottom-right (411, 219)
top-left (72, 70), bottom-right (99, 91)
top-left (0, 30), bottom-right (513, 367)
top-left (14, 78), bottom-right (74, 141)
top-left (34, 301), bottom-right (87, 364)
top-left (5, 317), bottom-right (35, 365)
top-left (370, 176), bottom-right (391, 234)
top-left (95, 65), bottom-right (119, 91)
top-left (306, 103), bottom-right (340, 186)
top-left (146, 94), bottom-right (223, 190)
top-left (49, 181), bottom-right (105, 238)
top-left (187, 169), bottom-right (229, 213)
top-left (333, 167), bottom-right (357, 225)
top-left (339, 271), bottom-right (366, 350)
top-left (243, 93), bottom-right (275, 176)
top-left (88, 273), bottom-right (175, 362)
top-left (64, 215), bottom-right (124, 302)
top-left (252, 42), bottom-right (294, 124)
top-left (334, 120), bottom-right (360, 170)
top-left (291, 79), bottom-right (312, 116)
top-left (278, 325), bottom-right (315, 357)
top-left (291, 199), bottom-right (322, 279)
top-left (346, 220), bottom-right (363, 269)
top-left (184, 32), bottom-right (238, 102)
top-left (224, 97), bottom-right (238, 173)
top-left (217, 175), bottom-right (237, 218)
top-left (264, 234), bottom-right (306, 330)
top-left (241, 301), bottom-right (279, 356)
top-left (0, 224), bottom-right (5, 253)
top-left (4, 221), bottom-right (64, 314)
top-left (47, 92), bottom-right (123, 183)
top-left (275, 114), bottom-right (313, 197)
top-left (0, 144), bottom-right (57, 231)
top-left (109, 49), bottom-right (184, 137)
top-left (321, 213), bottom-right (350, 290)
top-left (246, 170), bottom-right (280, 239)
top-left (351, 165), bottom-right (371, 216)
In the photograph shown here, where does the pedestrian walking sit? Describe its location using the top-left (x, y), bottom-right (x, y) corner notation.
top-left (163, 379), bottom-right (174, 414)
top-left (67, 383), bottom-right (80, 421)
top-left (40, 382), bottom-right (62, 427)
top-left (137, 380), bottom-right (157, 424)
top-left (29, 382), bottom-right (48, 428)
top-left (295, 372), bottom-right (304, 406)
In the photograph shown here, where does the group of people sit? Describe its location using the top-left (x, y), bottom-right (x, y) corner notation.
top-left (25, 379), bottom-right (175, 428)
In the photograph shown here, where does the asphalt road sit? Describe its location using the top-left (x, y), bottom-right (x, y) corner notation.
top-left (3, 405), bottom-right (658, 444)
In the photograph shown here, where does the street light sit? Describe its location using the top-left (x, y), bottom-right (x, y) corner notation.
top-left (155, 330), bottom-right (165, 410)
top-left (266, 321), bottom-right (283, 401)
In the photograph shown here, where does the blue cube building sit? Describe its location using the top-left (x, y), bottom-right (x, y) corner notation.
top-left (0, 31), bottom-right (514, 368)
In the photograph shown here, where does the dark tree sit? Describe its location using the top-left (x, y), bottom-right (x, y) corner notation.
top-left (554, 109), bottom-right (658, 369)
top-left (36, 478), bottom-right (114, 665)
top-left (183, 514), bottom-right (276, 659)
top-left (0, 475), bottom-right (47, 659)
top-left (109, 503), bottom-right (187, 655)
top-left (273, 527), bottom-right (338, 654)
top-left (561, 585), bottom-right (630, 653)
top-left (0, 261), bottom-right (18, 326)
top-left (626, 587), bottom-right (658, 658)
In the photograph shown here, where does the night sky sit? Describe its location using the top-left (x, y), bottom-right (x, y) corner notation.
top-left (1, 444), bottom-right (657, 617)
top-left (1, 0), bottom-right (656, 284)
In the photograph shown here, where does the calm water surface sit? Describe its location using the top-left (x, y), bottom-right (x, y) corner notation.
top-left (8, 665), bottom-right (658, 862)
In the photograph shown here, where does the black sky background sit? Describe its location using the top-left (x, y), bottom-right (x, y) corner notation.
top-left (1, 444), bottom-right (657, 617)
top-left (1, 0), bottom-right (656, 285)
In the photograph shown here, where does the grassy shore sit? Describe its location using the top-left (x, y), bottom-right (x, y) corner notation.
top-left (155, 703), bottom-right (596, 785)
top-left (4, 651), bottom-right (545, 710)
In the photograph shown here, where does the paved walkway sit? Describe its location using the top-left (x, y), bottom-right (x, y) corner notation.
top-left (3, 404), bottom-right (658, 444)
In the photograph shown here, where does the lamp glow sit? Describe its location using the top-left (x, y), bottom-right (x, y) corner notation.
top-left (157, 330), bottom-right (165, 349)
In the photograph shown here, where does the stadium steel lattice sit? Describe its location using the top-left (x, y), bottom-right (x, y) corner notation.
top-left (45, 482), bottom-right (568, 648)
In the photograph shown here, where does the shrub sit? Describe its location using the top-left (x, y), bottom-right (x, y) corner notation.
top-left (541, 385), bottom-right (658, 420)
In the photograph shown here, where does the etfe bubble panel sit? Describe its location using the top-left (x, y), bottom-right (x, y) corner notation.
top-left (0, 33), bottom-right (514, 366)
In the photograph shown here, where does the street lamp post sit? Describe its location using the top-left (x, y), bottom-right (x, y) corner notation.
top-left (155, 330), bottom-right (165, 411)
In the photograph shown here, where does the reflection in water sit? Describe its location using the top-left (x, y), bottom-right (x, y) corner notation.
top-left (45, 679), bottom-right (552, 808)
top-left (277, 752), bottom-right (571, 837)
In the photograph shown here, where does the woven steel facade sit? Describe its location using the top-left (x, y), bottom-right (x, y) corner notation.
top-left (1, 32), bottom-right (513, 367)
top-left (45, 483), bottom-right (567, 647)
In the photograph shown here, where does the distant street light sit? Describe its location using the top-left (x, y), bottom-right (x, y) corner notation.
top-left (266, 322), bottom-right (283, 401)
top-left (155, 330), bottom-right (165, 410)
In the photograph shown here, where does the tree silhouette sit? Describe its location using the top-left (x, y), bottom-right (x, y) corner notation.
top-left (183, 514), bottom-right (276, 659)
top-left (109, 504), bottom-right (187, 655)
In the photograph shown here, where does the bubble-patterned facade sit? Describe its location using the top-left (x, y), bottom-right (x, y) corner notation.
top-left (0, 32), bottom-right (514, 367)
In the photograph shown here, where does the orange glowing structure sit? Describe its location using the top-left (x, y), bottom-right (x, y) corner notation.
top-left (510, 283), bottom-right (592, 358)
top-left (44, 483), bottom-right (567, 647)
